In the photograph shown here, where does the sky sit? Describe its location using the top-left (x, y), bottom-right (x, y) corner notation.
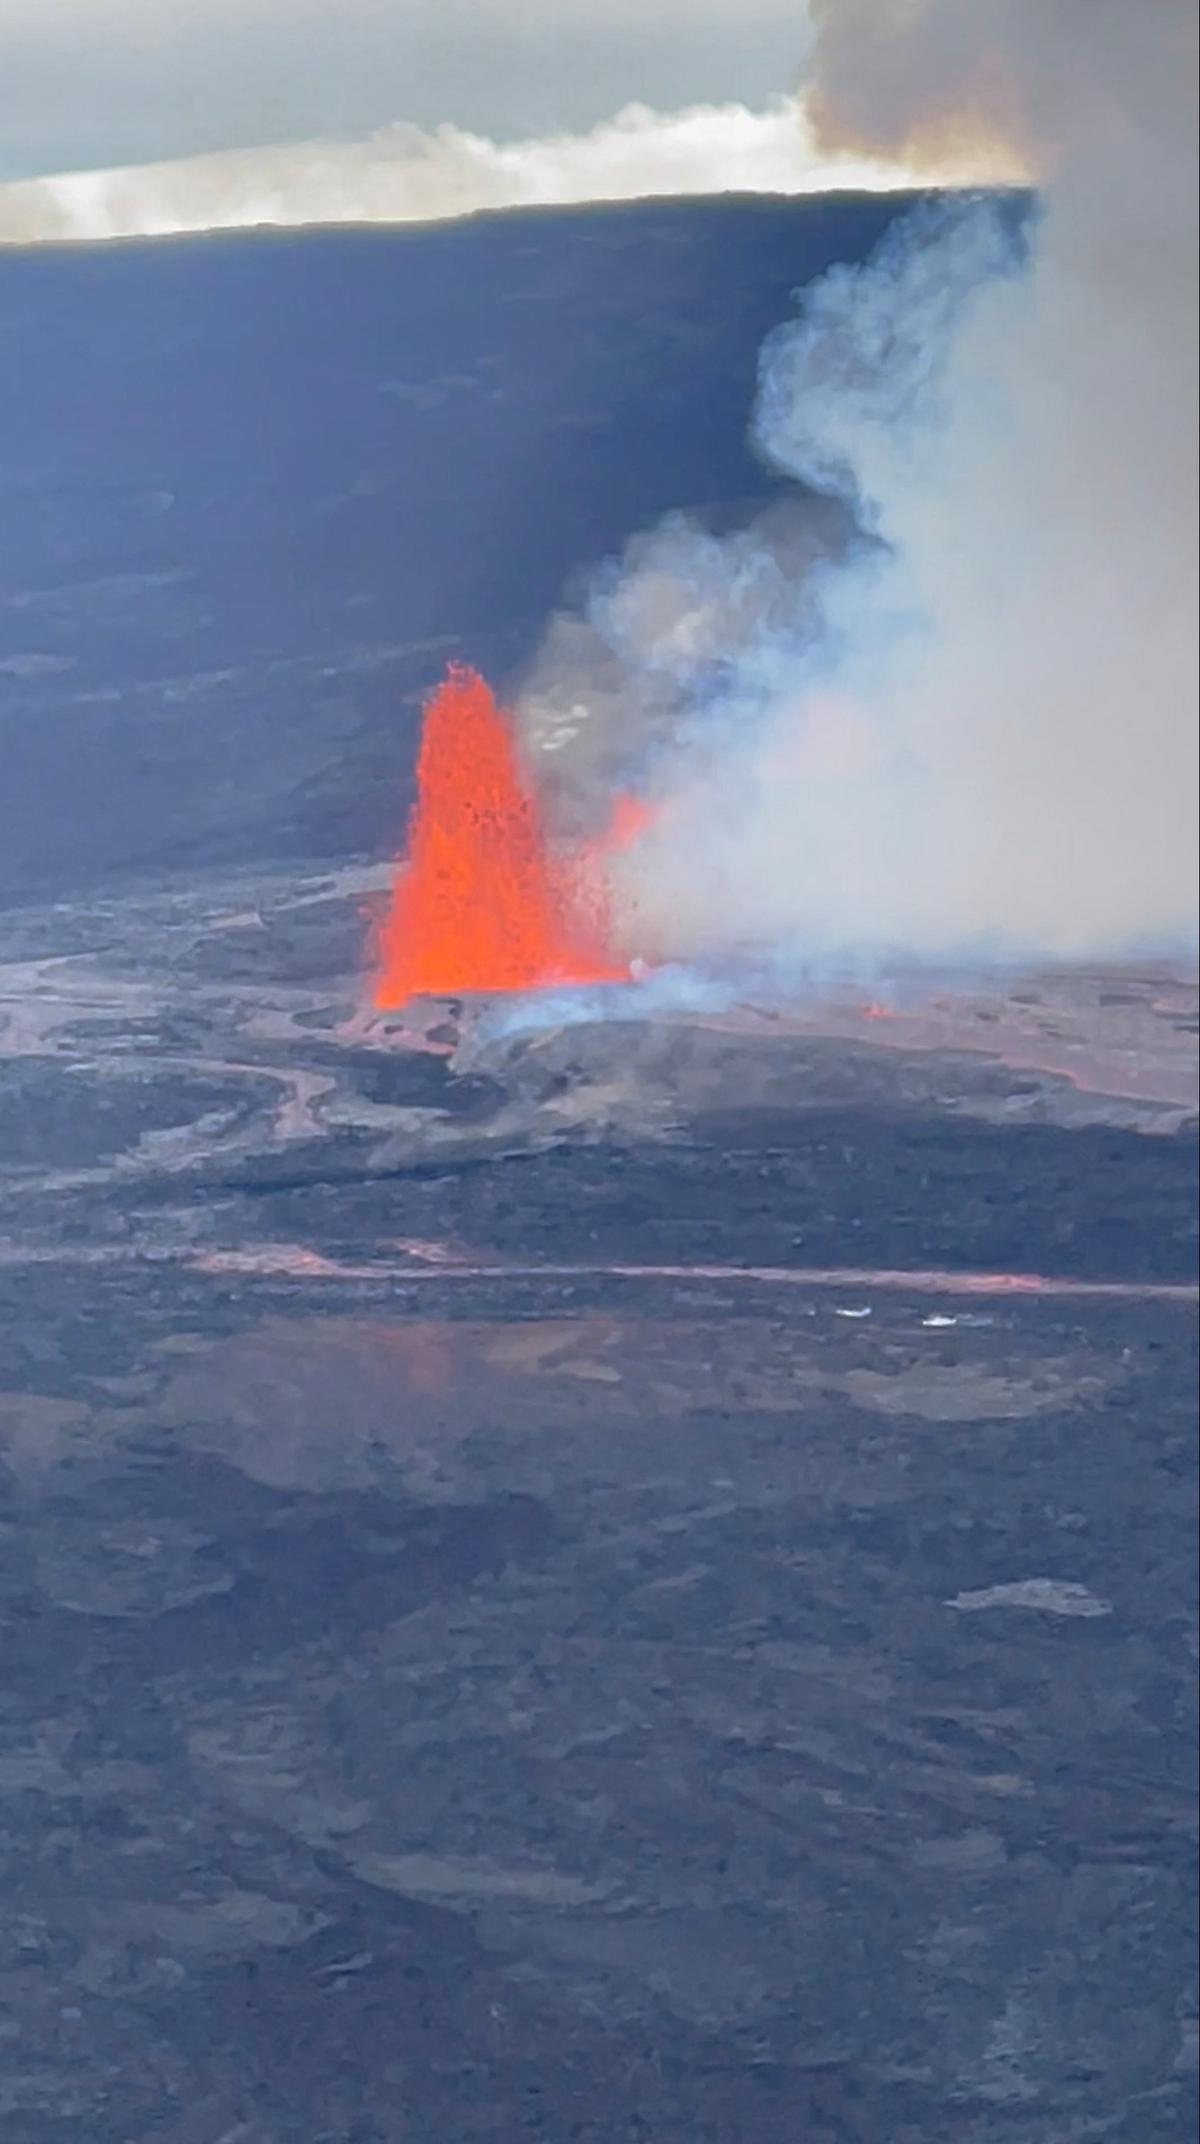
top-left (0, 0), bottom-right (813, 181)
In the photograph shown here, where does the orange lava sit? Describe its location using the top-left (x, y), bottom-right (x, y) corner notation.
top-left (602, 793), bottom-right (658, 849)
top-left (374, 667), bottom-right (631, 1006)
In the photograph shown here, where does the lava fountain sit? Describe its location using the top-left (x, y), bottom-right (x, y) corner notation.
top-left (373, 666), bottom-right (632, 1007)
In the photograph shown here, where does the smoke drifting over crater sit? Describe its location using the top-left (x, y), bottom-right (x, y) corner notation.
top-left (519, 0), bottom-right (1199, 968)
top-left (0, 96), bottom-right (1006, 246)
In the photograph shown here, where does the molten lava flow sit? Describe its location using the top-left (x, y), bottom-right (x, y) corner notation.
top-left (374, 667), bottom-right (631, 1006)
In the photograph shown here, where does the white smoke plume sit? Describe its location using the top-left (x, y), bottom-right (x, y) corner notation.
top-left (520, 0), bottom-right (1199, 967)
top-left (0, 95), bottom-right (1011, 246)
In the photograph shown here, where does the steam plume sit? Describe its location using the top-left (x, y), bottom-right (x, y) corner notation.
top-left (0, 96), bottom-right (1010, 246)
top-left (520, 1), bottom-right (1199, 966)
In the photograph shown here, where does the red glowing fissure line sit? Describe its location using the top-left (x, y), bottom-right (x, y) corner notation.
top-left (0, 1244), bottom-right (1192, 1301)
top-left (189, 1251), bottom-right (1198, 1301)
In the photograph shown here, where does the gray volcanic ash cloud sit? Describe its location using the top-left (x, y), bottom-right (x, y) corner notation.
top-left (519, 0), bottom-right (1199, 966)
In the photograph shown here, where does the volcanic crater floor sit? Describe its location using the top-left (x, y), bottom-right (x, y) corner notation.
top-left (0, 861), bottom-right (1197, 2143)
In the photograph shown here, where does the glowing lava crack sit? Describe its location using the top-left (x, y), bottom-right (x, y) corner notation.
top-left (374, 666), bottom-right (633, 1006)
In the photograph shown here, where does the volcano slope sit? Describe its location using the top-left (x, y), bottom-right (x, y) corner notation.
top-left (0, 192), bottom-right (921, 906)
top-left (0, 199), bottom-right (1196, 2142)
